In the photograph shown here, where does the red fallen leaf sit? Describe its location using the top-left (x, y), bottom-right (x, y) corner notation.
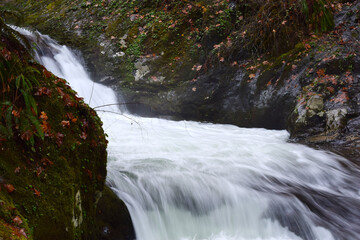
top-left (54, 78), bottom-right (66, 85)
top-left (80, 132), bottom-right (87, 140)
top-left (85, 169), bottom-right (92, 178)
top-left (13, 216), bottom-right (23, 225)
top-left (331, 91), bottom-right (349, 104)
top-left (345, 72), bottom-right (354, 84)
top-left (35, 87), bottom-right (52, 96)
top-left (4, 184), bottom-right (15, 193)
top-left (56, 87), bottom-right (65, 97)
top-left (327, 86), bottom-right (335, 93)
top-left (33, 188), bottom-right (41, 197)
top-left (63, 95), bottom-right (75, 107)
top-left (43, 69), bottom-right (52, 78)
top-left (71, 118), bottom-right (78, 123)
top-left (36, 167), bottom-right (44, 177)
top-left (247, 65), bottom-right (257, 71)
top-left (14, 167), bottom-right (20, 174)
top-left (74, 96), bottom-right (84, 102)
top-left (326, 75), bottom-right (337, 85)
top-left (41, 157), bottom-right (53, 166)
top-left (61, 120), bottom-right (70, 128)
top-left (16, 228), bottom-right (27, 238)
top-left (21, 131), bottom-right (33, 141)
top-left (30, 107), bottom-right (37, 116)
top-left (56, 133), bottom-right (64, 147)
top-left (41, 122), bottom-right (51, 134)
top-left (316, 69), bottom-right (325, 77)
top-left (66, 112), bottom-right (74, 120)
top-left (267, 81), bottom-right (271, 86)
top-left (97, 174), bottom-right (103, 181)
top-left (305, 43), bottom-right (311, 50)
top-left (91, 140), bottom-right (98, 147)
top-left (213, 44), bottom-right (221, 49)
top-left (1, 48), bottom-right (12, 60)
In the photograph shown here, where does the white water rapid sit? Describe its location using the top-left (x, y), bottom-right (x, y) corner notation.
top-left (15, 27), bottom-right (360, 240)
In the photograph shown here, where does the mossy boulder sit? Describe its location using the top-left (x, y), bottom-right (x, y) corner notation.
top-left (95, 186), bottom-right (135, 240)
top-left (0, 19), bottom-right (111, 239)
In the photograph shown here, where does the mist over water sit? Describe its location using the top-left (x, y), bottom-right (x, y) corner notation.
top-left (16, 27), bottom-right (360, 240)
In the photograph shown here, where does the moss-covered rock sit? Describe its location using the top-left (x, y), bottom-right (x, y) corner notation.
top-left (0, 19), bottom-right (109, 239)
top-left (95, 186), bottom-right (135, 240)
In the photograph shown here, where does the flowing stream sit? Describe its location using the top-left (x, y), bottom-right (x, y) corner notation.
top-left (15, 27), bottom-right (360, 240)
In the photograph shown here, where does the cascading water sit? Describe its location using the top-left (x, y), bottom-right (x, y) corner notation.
top-left (15, 27), bottom-right (360, 240)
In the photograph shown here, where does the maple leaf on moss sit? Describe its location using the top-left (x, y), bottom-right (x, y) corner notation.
top-left (33, 188), bottom-right (41, 197)
top-left (61, 120), bottom-right (70, 128)
top-left (13, 216), bottom-right (23, 225)
top-left (39, 111), bottom-right (48, 121)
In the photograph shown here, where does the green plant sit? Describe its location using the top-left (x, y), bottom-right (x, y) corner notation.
top-left (238, 0), bottom-right (334, 56)
top-left (0, 25), bottom-right (44, 143)
top-left (301, 0), bottom-right (334, 32)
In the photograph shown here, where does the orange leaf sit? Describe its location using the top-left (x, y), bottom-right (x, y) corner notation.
top-left (61, 120), bottom-right (70, 128)
top-left (14, 167), bottom-right (20, 174)
top-left (41, 157), bottom-right (53, 166)
top-left (13, 216), bottom-right (23, 225)
top-left (41, 122), bottom-right (51, 134)
top-left (11, 110), bottom-right (20, 118)
top-left (35, 87), bottom-right (51, 96)
top-left (249, 74), bottom-right (256, 79)
top-left (4, 184), bottom-right (15, 193)
top-left (33, 188), bottom-right (41, 197)
top-left (316, 69), bottom-right (325, 77)
top-left (327, 86), bottom-right (335, 93)
top-left (43, 69), bottom-right (52, 78)
top-left (40, 111), bottom-right (48, 121)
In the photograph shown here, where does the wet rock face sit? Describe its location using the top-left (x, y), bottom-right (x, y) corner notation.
top-left (95, 187), bottom-right (136, 240)
top-left (123, 3), bottom-right (359, 139)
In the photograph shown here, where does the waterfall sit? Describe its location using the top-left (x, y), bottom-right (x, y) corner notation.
top-left (15, 27), bottom-right (360, 240)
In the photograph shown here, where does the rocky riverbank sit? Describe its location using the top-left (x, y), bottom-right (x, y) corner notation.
top-left (2, 0), bottom-right (359, 158)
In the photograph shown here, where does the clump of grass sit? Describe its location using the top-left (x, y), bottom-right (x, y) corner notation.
top-left (236, 0), bottom-right (334, 56)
